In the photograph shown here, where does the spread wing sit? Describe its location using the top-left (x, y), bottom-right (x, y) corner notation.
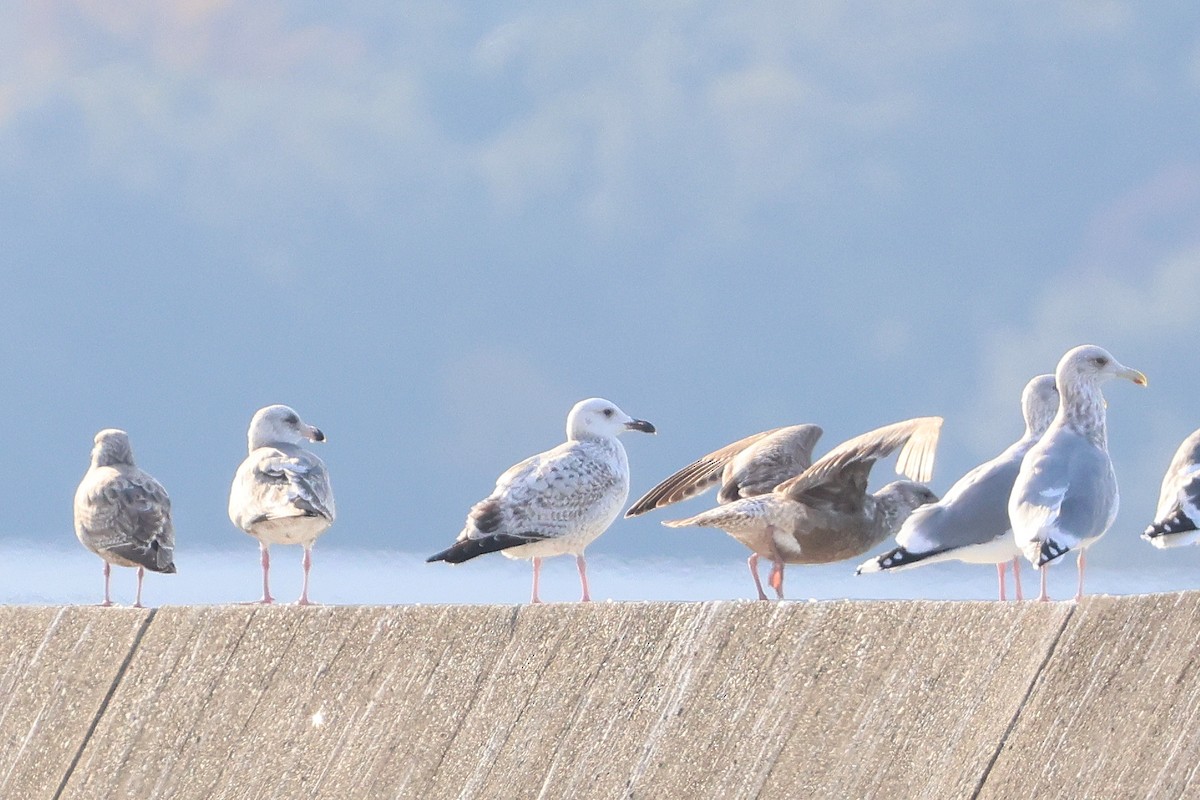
top-left (75, 467), bottom-right (175, 573)
top-left (774, 417), bottom-right (942, 512)
top-left (230, 445), bottom-right (336, 531)
top-left (625, 424), bottom-right (822, 517)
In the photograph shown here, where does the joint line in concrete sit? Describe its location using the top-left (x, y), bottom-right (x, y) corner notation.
top-left (52, 610), bottom-right (157, 800)
top-left (968, 606), bottom-right (1075, 800)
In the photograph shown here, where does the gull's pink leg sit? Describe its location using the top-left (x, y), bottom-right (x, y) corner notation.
top-left (98, 562), bottom-right (114, 607)
top-left (1012, 557), bottom-right (1024, 602)
top-left (259, 543), bottom-right (275, 604)
top-left (576, 555), bottom-right (591, 602)
top-left (1037, 564), bottom-right (1050, 603)
top-left (297, 546), bottom-right (314, 605)
top-left (748, 554), bottom-right (769, 601)
top-left (997, 562), bottom-right (1008, 601)
top-left (133, 566), bottom-right (146, 609)
top-left (1075, 549), bottom-right (1086, 602)
top-left (768, 562), bottom-right (785, 600)
top-left (530, 557), bottom-right (543, 604)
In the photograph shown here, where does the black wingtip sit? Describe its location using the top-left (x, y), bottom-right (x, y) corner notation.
top-left (862, 546), bottom-right (938, 574)
top-left (1143, 509), bottom-right (1198, 540)
top-left (426, 533), bottom-right (541, 565)
top-left (1036, 538), bottom-right (1071, 567)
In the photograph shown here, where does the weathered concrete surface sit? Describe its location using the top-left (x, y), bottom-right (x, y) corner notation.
top-left (0, 607), bottom-right (150, 798)
top-left (982, 593), bottom-right (1200, 799)
top-left (1, 598), bottom-right (1194, 799)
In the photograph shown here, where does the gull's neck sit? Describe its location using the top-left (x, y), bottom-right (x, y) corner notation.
top-left (1059, 377), bottom-right (1108, 448)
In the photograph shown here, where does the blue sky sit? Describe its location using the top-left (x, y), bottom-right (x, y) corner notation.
top-left (2, 1), bottom-right (1200, 586)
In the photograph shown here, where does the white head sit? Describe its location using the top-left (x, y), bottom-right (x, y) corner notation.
top-left (91, 428), bottom-right (135, 468)
top-left (247, 405), bottom-right (326, 451)
top-left (1021, 374), bottom-right (1060, 438)
top-left (1056, 345), bottom-right (1147, 392)
top-left (566, 397), bottom-right (656, 441)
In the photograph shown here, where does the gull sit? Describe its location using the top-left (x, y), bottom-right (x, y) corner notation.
top-left (857, 375), bottom-right (1059, 601)
top-left (1009, 345), bottom-right (1147, 601)
top-left (74, 429), bottom-right (175, 607)
top-left (427, 397), bottom-right (655, 603)
top-left (229, 405), bottom-right (335, 605)
top-left (626, 424), bottom-right (824, 598)
top-left (659, 417), bottom-right (942, 600)
top-left (1142, 428), bottom-right (1200, 549)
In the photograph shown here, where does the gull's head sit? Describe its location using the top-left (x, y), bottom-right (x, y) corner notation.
top-left (566, 397), bottom-right (656, 441)
top-left (1058, 345), bottom-right (1148, 390)
top-left (875, 481), bottom-right (939, 533)
top-left (247, 404), bottom-right (326, 451)
top-left (1021, 374), bottom-right (1060, 437)
top-left (91, 428), bottom-right (135, 468)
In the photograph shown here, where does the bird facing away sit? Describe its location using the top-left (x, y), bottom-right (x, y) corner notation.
top-left (1009, 345), bottom-right (1147, 602)
top-left (74, 429), bottom-right (175, 607)
top-left (661, 417), bottom-right (942, 600)
top-left (427, 397), bottom-right (656, 603)
top-left (229, 405), bottom-right (335, 605)
top-left (1142, 428), bottom-right (1200, 549)
top-left (857, 374), bottom-right (1060, 601)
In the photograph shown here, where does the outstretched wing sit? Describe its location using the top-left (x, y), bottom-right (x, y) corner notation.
top-left (774, 417), bottom-right (942, 512)
top-left (626, 424), bottom-right (822, 516)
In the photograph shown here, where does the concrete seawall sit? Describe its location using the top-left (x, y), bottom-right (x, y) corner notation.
top-left (2, 596), bottom-right (1197, 799)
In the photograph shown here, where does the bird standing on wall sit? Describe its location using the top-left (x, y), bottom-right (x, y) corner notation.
top-left (229, 405), bottom-right (335, 605)
top-left (74, 429), bottom-right (176, 607)
top-left (658, 417), bottom-right (942, 600)
top-left (626, 424), bottom-right (825, 599)
top-left (858, 374), bottom-right (1059, 601)
top-left (1142, 428), bottom-right (1200, 549)
top-left (1009, 345), bottom-right (1147, 602)
top-left (427, 397), bottom-right (656, 603)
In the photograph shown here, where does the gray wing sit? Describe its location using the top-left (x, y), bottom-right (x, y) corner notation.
top-left (230, 446), bottom-right (336, 530)
top-left (775, 417), bottom-right (942, 509)
top-left (897, 448), bottom-right (1023, 552)
top-left (626, 425), bottom-right (822, 517)
top-left (1010, 428), bottom-right (1116, 551)
top-left (76, 468), bottom-right (175, 572)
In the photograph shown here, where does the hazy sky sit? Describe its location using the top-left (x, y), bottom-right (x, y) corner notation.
top-left (2, 2), bottom-right (1200, 585)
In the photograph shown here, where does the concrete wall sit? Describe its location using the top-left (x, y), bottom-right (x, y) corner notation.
top-left (1, 597), bottom-right (1195, 799)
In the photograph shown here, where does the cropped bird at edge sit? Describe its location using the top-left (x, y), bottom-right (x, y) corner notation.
top-left (1142, 428), bottom-right (1200, 549)
top-left (1008, 345), bottom-right (1146, 602)
top-left (857, 374), bottom-right (1059, 601)
top-left (74, 429), bottom-right (176, 607)
top-left (427, 397), bottom-right (655, 603)
top-left (229, 404), bottom-right (335, 605)
top-left (634, 417), bottom-right (941, 600)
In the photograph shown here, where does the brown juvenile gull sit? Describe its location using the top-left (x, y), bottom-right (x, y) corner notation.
top-left (1142, 428), bottom-right (1200, 549)
top-left (858, 375), bottom-right (1059, 601)
top-left (626, 424), bottom-right (824, 599)
top-left (1009, 345), bottom-right (1147, 602)
top-left (74, 429), bottom-right (175, 607)
top-left (661, 417), bottom-right (942, 600)
top-left (427, 397), bottom-right (655, 603)
top-left (229, 404), bottom-right (335, 605)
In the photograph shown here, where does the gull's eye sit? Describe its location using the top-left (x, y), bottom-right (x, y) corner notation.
top-left (1093, 356), bottom-right (1109, 368)
top-left (603, 408), bottom-right (614, 418)
top-left (284, 414), bottom-right (300, 425)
